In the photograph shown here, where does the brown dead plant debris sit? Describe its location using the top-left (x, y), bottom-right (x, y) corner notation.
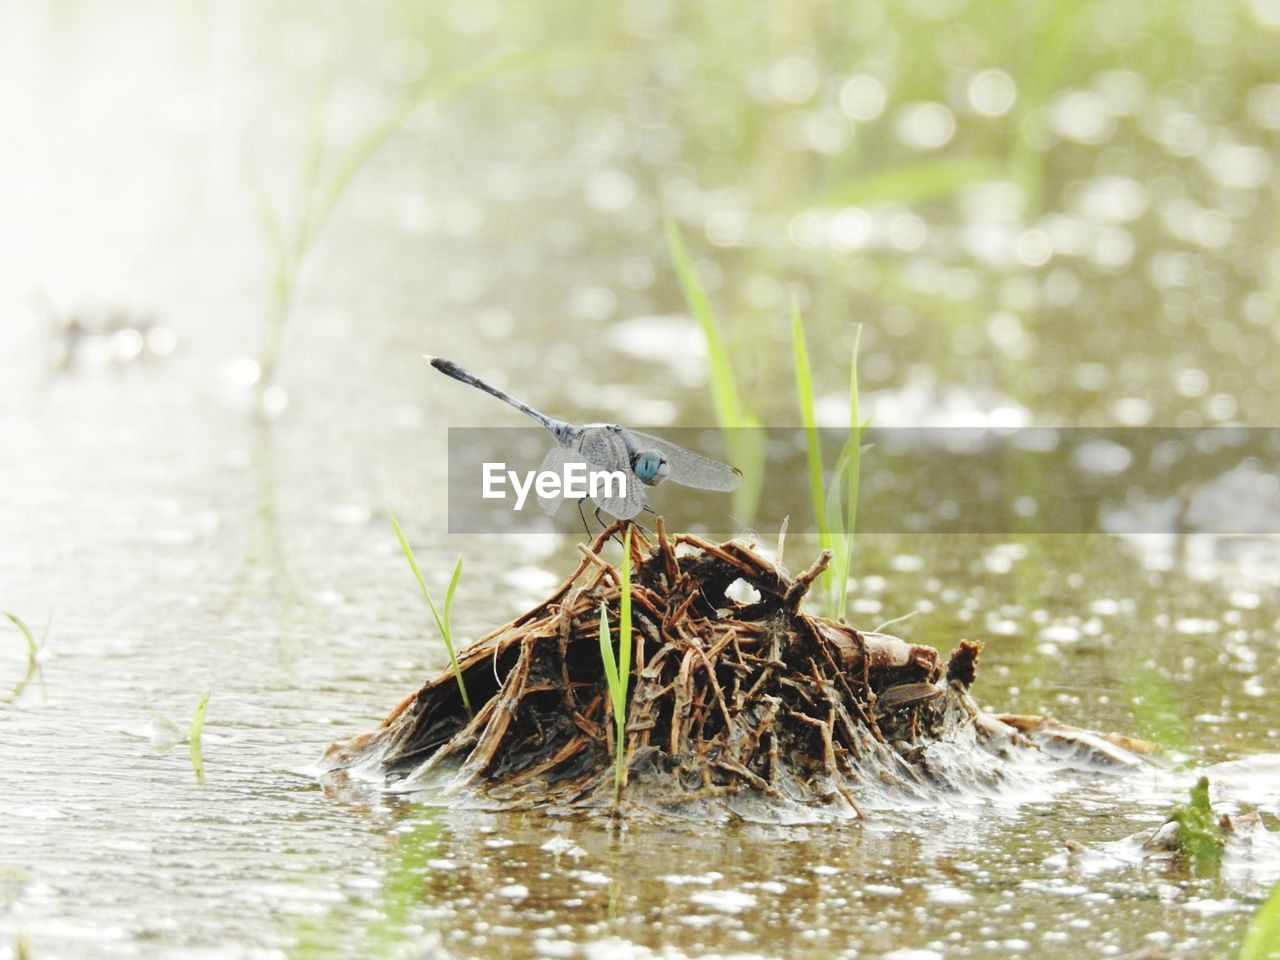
top-left (321, 520), bottom-right (1148, 816)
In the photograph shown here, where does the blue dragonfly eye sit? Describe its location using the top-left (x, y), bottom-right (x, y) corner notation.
top-left (633, 449), bottom-right (669, 486)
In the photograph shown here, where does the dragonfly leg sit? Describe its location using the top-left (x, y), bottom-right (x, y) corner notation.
top-left (593, 506), bottom-right (630, 546)
top-left (576, 498), bottom-right (592, 538)
top-left (631, 505), bottom-right (655, 537)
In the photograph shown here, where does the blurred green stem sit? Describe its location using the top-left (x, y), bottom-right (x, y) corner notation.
top-left (790, 313), bottom-right (863, 620)
top-left (1237, 878), bottom-right (1280, 960)
top-left (254, 48), bottom-right (578, 390)
top-left (664, 219), bottom-right (765, 524)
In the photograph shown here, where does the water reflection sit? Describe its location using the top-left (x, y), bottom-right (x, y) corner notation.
top-left (281, 795), bottom-right (1276, 959)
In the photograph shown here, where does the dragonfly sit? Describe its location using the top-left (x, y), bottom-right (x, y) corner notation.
top-left (425, 355), bottom-right (742, 523)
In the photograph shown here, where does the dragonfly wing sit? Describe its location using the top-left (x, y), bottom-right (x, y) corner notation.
top-left (540, 429), bottom-right (640, 519)
top-left (574, 426), bottom-right (630, 475)
top-left (536, 445), bottom-right (567, 516)
top-left (624, 429), bottom-right (744, 492)
top-left (590, 470), bottom-right (647, 519)
top-left (570, 428), bottom-right (645, 519)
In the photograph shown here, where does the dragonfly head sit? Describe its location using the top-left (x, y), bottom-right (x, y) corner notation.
top-left (632, 449), bottom-right (670, 486)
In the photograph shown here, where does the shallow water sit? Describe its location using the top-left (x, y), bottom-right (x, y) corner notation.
top-left (3, 2), bottom-right (1280, 958)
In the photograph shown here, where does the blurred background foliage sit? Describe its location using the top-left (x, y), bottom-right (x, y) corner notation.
top-left (5, 0), bottom-right (1278, 433)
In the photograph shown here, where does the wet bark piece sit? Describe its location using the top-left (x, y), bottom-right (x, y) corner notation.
top-left (946, 639), bottom-right (982, 688)
top-left (319, 521), bottom-right (1145, 814)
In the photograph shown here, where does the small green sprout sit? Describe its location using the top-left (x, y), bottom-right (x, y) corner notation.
top-left (2, 611), bottom-right (47, 704)
top-left (390, 515), bottom-right (472, 718)
top-left (190, 691), bottom-right (210, 785)
top-left (597, 526), bottom-right (634, 805)
top-left (791, 307), bottom-right (865, 620)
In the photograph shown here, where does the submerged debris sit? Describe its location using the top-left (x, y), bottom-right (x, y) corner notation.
top-left (1166, 775), bottom-right (1228, 874)
top-left (321, 521), bottom-right (1151, 816)
top-left (1085, 775), bottom-right (1280, 883)
top-left (35, 295), bottom-right (176, 372)
top-left (1129, 775), bottom-right (1280, 878)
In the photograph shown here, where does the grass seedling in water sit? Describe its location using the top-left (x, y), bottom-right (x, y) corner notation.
top-left (253, 49), bottom-right (571, 391)
top-left (190, 691), bottom-right (210, 785)
top-left (791, 302), bottom-right (865, 621)
top-left (664, 219), bottom-right (765, 524)
top-left (597, 526), bottom-right (634, 805)
top-left (390, 514), bottom-right (472, 718)
top-left (2, 611), bottom-right (47, 704)
top-left (1238, 878), bottom-right (1280, 960)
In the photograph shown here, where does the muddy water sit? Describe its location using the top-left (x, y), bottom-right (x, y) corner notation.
top-left (3, 2), bottom-right (1280, 958)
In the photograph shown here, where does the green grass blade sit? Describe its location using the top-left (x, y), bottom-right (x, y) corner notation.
top-left (249, 168), bottom-right (296, 387)
top-left (189, 691), bottom-right (210, 785)
top-left (440, 555), bottom-right (471, 717)
top-left (444, 556), bottom-right (463, 630)
top-left (291, 78), bottom-right (334, 259)
top-left (846, 325), bottom-right (863, 526)
top-left (249, 168), bottom-right (291, 278)
top-left (390, 514), bottom-right (473, 717)
top-left (390, 515), bottom-right (448, 638)
top-left (596, 526), bottom-right (635, 805)
top-left (309, 48), bottom-right (576, 248)
top-left (825, 452), bottom-right (849, 618)
top-left (420, 45), bottom-right (593, 99)
top-left (872, 610), bottom-right (918, 633)
top-left (617, 527), bottom-right (633, 794)
top-left (814, 157), bottom-right (996, 208)
top-left (730, 418), bottom-right (767, 528)
top-left (1238, 879), bottom-right (1280, 960)
top-left (825, 453), bottom-right (847, 535)
top-left (597, 600), bottom-right (621, 714)
top-left (838, 326), bottom-right (863, 622)
top-left (618, 528), bottom-right (632, 702)
top-left (599, 529), bottom-right (634, 798)
top-left (256, 47), bottom-right (583, 389)
top-left (1008, 1), bottom-right (1091, 211)
top-left (665, 218), bottom-right (765, 522)
top-left (791, 297), bottom-right (829, 548)
top-left (2, 611), bottom-right (41, 704)
top-left (664, 218), bottom-right (744, 427)
top-left (2, 611), bottom-right (36, 656)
